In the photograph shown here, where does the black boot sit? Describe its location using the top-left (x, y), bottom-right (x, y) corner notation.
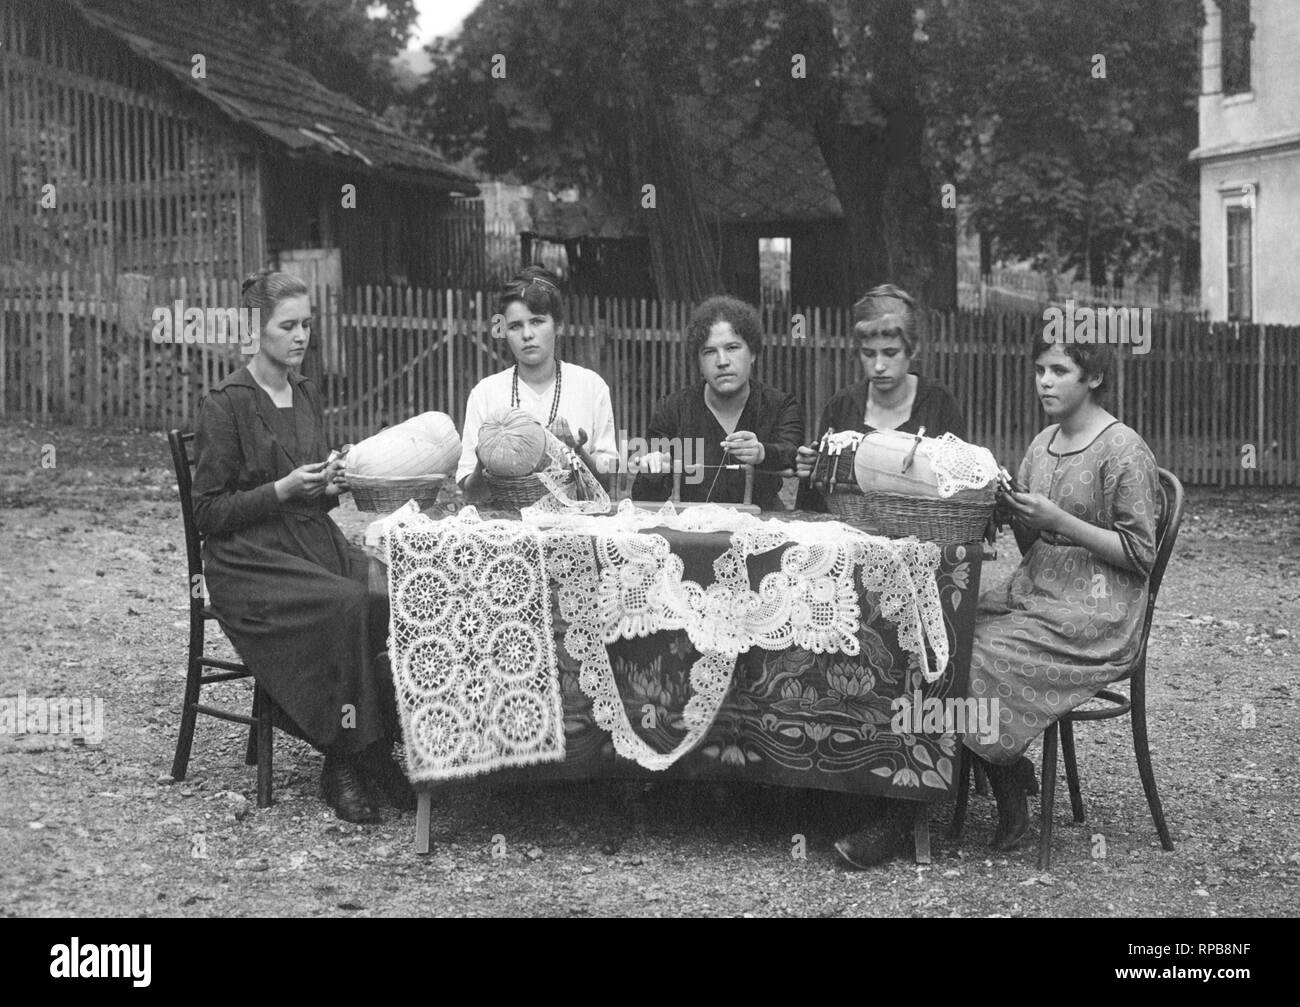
top-left (359, 743), bottom-right (416, 812)
top-left (984, 756), bottom-right (1036, 851)
top-left (834, 799), bottom-right (912, 869)
top-left (321, 751), bottom-right (383, 824)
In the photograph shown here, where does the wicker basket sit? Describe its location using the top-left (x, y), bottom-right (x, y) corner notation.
top-left (482, 468), bottom-right (575, 510)
top-left (348, 473), bottom-right (445, 512)
top-left (826, 484), bottom-right (994, 545)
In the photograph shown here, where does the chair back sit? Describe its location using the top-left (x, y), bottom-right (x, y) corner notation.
top-left (168, 430), bottom-right (206, 611)
top-left (1132, 467), bottom-right (1185, 674)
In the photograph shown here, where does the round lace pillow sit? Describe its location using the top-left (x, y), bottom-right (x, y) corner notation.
top-left (478, 408), bottom-right (548, 477)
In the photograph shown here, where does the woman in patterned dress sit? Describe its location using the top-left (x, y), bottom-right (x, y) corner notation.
top-left (962, 333), bottom-right (1159, 851)
top-left (837, 328), bottom-right (1158, 867)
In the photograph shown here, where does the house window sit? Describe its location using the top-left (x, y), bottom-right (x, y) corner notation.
top-left (1219, 0), bottom-right (1253, 96)
top-left (1225, 205), bottom-right (1252, 322)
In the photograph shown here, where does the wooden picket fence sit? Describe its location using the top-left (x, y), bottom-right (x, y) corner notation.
top-left (3, 271), bottom-right (1297, 486)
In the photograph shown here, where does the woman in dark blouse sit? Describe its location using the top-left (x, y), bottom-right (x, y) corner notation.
top-left (631, 295), bottom-right (803, 511)
top-left (795, 285), bottom-right (965, 511)
top-left (792, 285), bottom-right (968, 868)
top-left (192, 271), bottom-right (411, 824)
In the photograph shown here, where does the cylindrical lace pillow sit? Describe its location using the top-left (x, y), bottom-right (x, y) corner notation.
top-left (348, 411), bottom-right (461, 478)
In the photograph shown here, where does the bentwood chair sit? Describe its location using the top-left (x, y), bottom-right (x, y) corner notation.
top-left (168, 429), bottom-right (278, 807)
top-left (950, 467), bottom-right (1185, 869)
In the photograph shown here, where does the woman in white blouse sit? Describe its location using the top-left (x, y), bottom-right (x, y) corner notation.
top-left (458, 266), bottom-right (617, 500)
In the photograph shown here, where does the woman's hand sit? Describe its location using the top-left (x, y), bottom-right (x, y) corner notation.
top-left (275, 462), bottom-right (331, 502)
top-left (548, 417), bottom-right (588, 452)
top-left (323, 458), bottom-right (349, 496)
top-left (721, 431), bottom-right (765, 466)
top-left (637, 450), bottom-right (672, 475)
top-left (1002, 490), bottom-right (1065, 534)
top-left (794, 444), bottom-right (818, 479)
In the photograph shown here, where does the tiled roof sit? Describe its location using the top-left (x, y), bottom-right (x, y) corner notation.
top-left (65, 0), bottom-right (478, 192)
top-left (678, 92), bottom-right (842, 223)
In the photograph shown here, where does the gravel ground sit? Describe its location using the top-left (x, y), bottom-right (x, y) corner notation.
top-left (1, 420), bottom-right (1297, 917)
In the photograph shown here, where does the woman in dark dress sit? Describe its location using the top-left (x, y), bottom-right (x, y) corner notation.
top-left (631, 295), bottom-right (803, 511)
top-left (192, 271), bottom-right (411, 824)
top-left (795, 285), bottom-right (964, 510)
top-left (792, 285), bottom-right (967, 868)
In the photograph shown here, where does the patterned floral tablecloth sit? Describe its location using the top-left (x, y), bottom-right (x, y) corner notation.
top-left (383, 508), bottom-right (982, 802)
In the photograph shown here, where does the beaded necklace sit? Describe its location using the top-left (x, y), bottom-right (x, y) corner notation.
top-left (512, 358), bottom-right (562, 425)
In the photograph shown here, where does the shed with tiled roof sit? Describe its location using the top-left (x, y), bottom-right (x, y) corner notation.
top-left (1, 0), bottom-right (481, 287)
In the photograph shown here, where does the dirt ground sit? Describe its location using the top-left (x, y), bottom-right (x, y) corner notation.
top-left (1, 420), bottom-right (1297, 918)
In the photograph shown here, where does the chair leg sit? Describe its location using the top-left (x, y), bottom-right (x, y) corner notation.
top-left (948, 746), bottom-right (971, 841)
top-left (171, 651), bottom-right (204, 781)
top-left (255, 685), bottom-right (274, 808)
top-left (973, 758), bottom-right (990, 797)
top-left (245, 686), bottom-right (261, 766)
top-left (1038, 724), bottom-right (1059, 871)
top-left (1130, 676), bottom-right (1174, 851)
top-left (1059, 719), bottom-right (1085, 823)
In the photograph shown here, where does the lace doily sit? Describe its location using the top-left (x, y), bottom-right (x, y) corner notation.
top-left (524, 429), bottom-right (610, 515)
top-left (537, 502), bottom-right (949, 770)
top-left (382, 503), bottom-right (950, 775)
top-left (926, 432), bottom-right (1000, 497)
top-left (387, 510), bottom-right (565, 781)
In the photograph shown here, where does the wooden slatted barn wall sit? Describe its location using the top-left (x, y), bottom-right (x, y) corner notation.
top-left (0, 0), bottom-right (256, 426)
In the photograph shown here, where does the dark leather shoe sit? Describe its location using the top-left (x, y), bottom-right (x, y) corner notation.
top-left (360, 744), bottom-right (416, 812)
top-left (834, 800), bottom-right (912, 869)
top-left (987, 757), bottom-right (1035, 851)
top-left (321, 752), bottom-right (382, 824)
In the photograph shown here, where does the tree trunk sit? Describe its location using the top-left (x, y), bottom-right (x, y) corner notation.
top-left (812, 2), bottom-right (946, 309)
top-left (626, 94), bottom-right (723, 304)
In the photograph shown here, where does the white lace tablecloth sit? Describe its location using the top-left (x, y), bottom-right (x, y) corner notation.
top-left (380, 501), bottom-right (948, 780)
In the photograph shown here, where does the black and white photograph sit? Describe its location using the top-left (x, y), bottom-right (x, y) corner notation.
top-left (0, 0), bottom-right (1295, 942)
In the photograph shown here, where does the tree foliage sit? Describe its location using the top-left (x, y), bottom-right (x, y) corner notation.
top-left (414, 0), bottom-right (1203, 299)
top-left (419, 0), bottom-right (951, 303)
top-left (931, 0), bottom-right (1203, 288)
top-left (210, 0), bottom-right (420, 114)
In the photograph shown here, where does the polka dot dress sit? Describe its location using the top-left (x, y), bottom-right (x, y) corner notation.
top-left (965, 422), bottom-right (1159, 764)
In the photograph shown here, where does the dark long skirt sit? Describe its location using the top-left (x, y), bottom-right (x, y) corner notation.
top-left (204, 512), bottom-right (394, 756)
